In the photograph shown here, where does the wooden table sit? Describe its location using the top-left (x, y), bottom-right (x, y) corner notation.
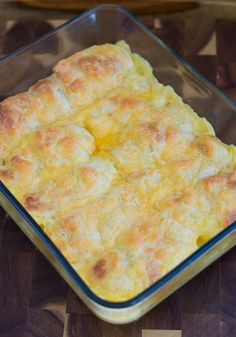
top-left (0, 2), bottom-right (235, 337)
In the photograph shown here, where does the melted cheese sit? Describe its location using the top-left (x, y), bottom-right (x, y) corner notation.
top-left (0, 41), bottom-right (235, 302)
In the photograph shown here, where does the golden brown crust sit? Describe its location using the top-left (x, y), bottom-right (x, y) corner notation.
top-left (0, 41), bottom-right (235, 302)
top-left (93, 259), bottom-right (107, 279)
top-left (0, 168), bottom-right (15, 180)
top-left (224, 211), bottom-right (236, 227)
top-left (25, 193), bottom-right (49, 212)
top-left (53, 43), bottom-right (133, 109)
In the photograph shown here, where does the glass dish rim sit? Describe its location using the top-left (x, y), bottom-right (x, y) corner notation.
top-left (0, 3), bottom-right (235, 309)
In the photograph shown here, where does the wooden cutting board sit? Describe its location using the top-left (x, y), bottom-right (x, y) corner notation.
top-left (0, 7), bottom-right (235, 337)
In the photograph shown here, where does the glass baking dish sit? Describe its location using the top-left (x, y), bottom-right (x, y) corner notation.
top-left (0, 4), bottom-right (235, 324)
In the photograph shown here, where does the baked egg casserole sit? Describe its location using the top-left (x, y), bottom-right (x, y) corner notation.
top-left (0, 41), bottom-right (235, 301)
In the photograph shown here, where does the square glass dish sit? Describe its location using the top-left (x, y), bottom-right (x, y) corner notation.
top-left (0, 4), bottom-right (235, 324)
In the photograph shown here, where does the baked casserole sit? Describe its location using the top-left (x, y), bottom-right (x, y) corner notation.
top-left (0, 41), bottom-right (235, 301)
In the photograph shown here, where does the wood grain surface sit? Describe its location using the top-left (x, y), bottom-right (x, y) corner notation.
top-left (0, 5), bottom-right (235, 337)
